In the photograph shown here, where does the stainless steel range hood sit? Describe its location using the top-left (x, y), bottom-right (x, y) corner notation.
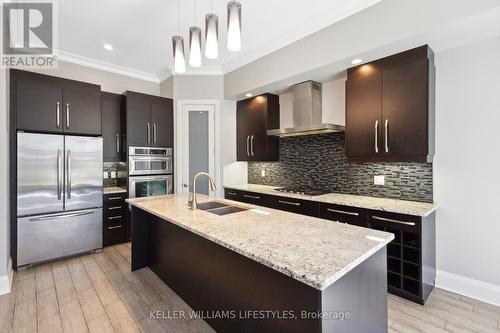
top-left (267, 81), bottom-right (345, 137)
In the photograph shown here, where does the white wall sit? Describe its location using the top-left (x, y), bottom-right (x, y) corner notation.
top-left (29, 61), bottom-right (160, 95)
top-left (434, 36), bottom-right (500, 305)
top-left (0, 68), bottom-right (11, 294)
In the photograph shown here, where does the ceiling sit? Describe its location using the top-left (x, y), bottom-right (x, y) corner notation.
top-left (56, 0), bottom-right (381, 82)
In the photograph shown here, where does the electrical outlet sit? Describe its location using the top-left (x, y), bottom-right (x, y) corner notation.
top-left (261, 169), bottom-right (266, 177)
top-left (110, 171), bottom-right (117, 178)
top-left (374, 175), bottom-right (385, 186)
top-left (103, 171), bottom-right (109, 179)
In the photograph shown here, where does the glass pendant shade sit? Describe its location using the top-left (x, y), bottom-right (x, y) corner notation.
top-left (189, 27), bottom-right (202, 67)
top-left (205, 14), bottom-right (219, 59)
top-left (227, 1), bottom-right (241, 52)
top-left (172, 36), bottom-right (186, 74)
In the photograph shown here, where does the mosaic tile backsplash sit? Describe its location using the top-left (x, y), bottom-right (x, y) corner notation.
top-left (103, 162), bottom-right (128, 187)
top-left (248, 133), bottom-right (433, 203)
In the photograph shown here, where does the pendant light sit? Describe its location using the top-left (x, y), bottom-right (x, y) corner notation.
top-left (172, 0), bottom-right (186, 73)
top-left (205, 0), bottom-right (219, 59)
top-left (226, 1), bottom-right (241, 52)
top-left (189, 0), bottom-right (202, 67)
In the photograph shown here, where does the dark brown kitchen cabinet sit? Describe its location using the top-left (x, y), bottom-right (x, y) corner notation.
top-left (103, 193), bottom-right (128, 246)
top-left (13, 69), bottom-right (102, 135)
top-left (346, 45), bottom-right (435, 162)
top-left (102, 92), bottom-right (125, 161)
top-left (126, 91), bottom-right (173, 148)
top-left (319, 203), bottom-right (368, 227)
top-left (237, 94), bottom-right (280, 161)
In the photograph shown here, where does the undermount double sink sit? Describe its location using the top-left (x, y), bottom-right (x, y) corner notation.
top-left (197, 201), bottom-right (248, 216)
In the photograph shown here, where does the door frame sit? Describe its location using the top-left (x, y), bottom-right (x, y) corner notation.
top-left (175, 100), bottom-right (220, 196)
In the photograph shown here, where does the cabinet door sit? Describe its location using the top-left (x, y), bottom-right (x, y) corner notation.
top-left (382, 60), bottom-right (428, 157)
top-left (63, 88), bottom-right (102, 135)
top-left (17, 80), bottom-right (63, 133)
top-left (127, 95), bottom-right (151, 147)
top-left (236, 100), bottom-right (250, 161)
top-left (247, 96), bottom-right (270, 161)
top-left (102, 92), bottom-right (122, 161)
top-left (151, 98), bottom-right (174, 148)
top-left (346, 72), bottom-right (383, 158)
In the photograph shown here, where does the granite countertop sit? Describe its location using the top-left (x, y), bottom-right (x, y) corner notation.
top-left (126, 193), bottom-right (394, 290)
top-left (224, 184), bottom-right (438, 217)
top-left (103, 186), bottom-right (128, 194)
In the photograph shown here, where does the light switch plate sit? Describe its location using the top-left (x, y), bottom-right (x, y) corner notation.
top-left (103, 171), bottom-right (109, 179)
top-left (374, 175), bottom-right (385, 185)
top-left (110, 171), bottom-right (117, 178)
top-left (261, 169), bottom-right (266, 177)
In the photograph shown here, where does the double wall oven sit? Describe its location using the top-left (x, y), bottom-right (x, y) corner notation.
top-left (128, 146), bottom-right (173, 198)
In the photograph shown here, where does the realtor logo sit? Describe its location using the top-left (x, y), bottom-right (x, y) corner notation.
top-left (1, 0), bottom-right (57, 68)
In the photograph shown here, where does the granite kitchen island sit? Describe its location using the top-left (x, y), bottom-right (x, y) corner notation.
top-left (127, 194), bottom-right (394, 333)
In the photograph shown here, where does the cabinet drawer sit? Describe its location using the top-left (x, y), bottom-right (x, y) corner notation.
top-left (224, 189), bottom-right (243, 201)
top-left (369, 211), bottom-right (420, 233)
top-left (104, 206), bottom-right (126, 220)
top-left (225, 189), bottom-right (273, 208)
top-left (268, 196), bottom-right (319, 217)
top-left (104, 193), bottom-right (127, 205)
top-left (319, 203), bottom-right (368, 227)
top-left (103, 222), bottom-right (127, 246)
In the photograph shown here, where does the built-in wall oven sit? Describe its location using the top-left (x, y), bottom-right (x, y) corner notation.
top-left (129, 147), bottom-right (173, 176)
top-left (128, 146), bottom-right (174, 198)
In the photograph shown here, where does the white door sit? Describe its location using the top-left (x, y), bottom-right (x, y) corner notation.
top-left (179, 104), bottom-right (215, 196)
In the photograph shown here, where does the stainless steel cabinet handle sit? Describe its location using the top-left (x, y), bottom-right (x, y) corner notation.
top-left (29, 210), bottom-right (94, 221)
top-left (147, 123), bottom-right (151, 143)
top-left (108, 196), bottom-right (123, 200)
top-left (108, 225), bottom-right (122, 230)
top-left (108, 216), bottom-right (122, 220)
top-left (278, 200), bottom-right (300, 206)
top-left (57, 150), bottom-right (62, 200)
top-left (250, 135), bottom-right (254, 156)
top-left (227, 192), bottom-right (237, 196)
top-left (384, 119), bottom-right (389, 153)
top-left (153, 123), bottom-right (157, 143)
top-left (56, 102), bottom-right (60, 128)
top-left (372, 216), bottom-right (415, 226)
top-left (65, 103), bottom-right (70, 128)
top-left (66, 150), bottom-right (71, 199)
top-left (243, 194), bottom-right (260, 199)
top-left (374, 120), bottom-right (379, 153)
top-left (108, 206), bottom-right (122, 210)
top-left (327, 208), bottom-right (359, 216)
top-left (116, 134), bottom-right (120, 153)
top-left (246, 136), bottom-right (250, 156)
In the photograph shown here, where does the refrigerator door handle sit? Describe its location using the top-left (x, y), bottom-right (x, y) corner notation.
top-left (66, 150), bottom-right (72, 199)
top-left (28, 210), bottom-right (94, 222)
top-left (57, 150), bottom-right (62, 200)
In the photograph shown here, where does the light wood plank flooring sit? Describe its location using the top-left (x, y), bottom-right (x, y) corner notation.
top-left (0, 243), bottom-right (498, 332)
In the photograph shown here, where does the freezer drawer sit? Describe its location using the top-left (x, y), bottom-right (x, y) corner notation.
top-left (17, 208), bottom-right (102, 267)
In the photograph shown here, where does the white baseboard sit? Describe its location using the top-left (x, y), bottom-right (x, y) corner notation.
top-left (0, 258), bottom-right (13, 295)
top-left (436, 269), bottom-right (500, 306)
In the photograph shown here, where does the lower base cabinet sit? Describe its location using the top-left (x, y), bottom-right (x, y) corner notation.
top-left (224, 188), bottom-right (436, 304)
top-left (103, 193), bottom-right (129, 246)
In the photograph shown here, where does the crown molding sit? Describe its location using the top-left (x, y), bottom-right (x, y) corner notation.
top-left (56, 50), bottom-right (161, 83)
top-left (221, 0), bottom-right (382, 74)
top-left (167, 66), bottom-right (224, 77)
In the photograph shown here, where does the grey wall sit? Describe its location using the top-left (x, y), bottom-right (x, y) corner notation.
top-left (160, 76), bottom-right (174, 98)
top-left (173, 75), bottom-right (224, 100)
top-left (249, 133), bottom-right (433, 203)
top-left (0, 68), bottom-right (10, 281)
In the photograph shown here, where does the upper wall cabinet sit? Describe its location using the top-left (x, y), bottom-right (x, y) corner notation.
top-left (102, 92), bottom-right (125, 161)
top-left (237, 94), bottom-right (280, 161)
top-left (125, 91), bottom-right (173, 148)
top-left (346, 45), bottom-right (435, 162)
top-left (13, 69), bottom-right (102, 135)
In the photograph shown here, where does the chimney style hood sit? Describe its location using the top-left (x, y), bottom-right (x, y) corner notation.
top-left (267, 81), bottom-right (345, 137)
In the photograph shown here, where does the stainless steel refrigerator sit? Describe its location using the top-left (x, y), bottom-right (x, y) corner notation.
top-left (17, 132), bottom-right (103, 267)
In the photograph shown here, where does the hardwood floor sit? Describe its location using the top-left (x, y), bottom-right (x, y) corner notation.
top-left (1, 243), bottom-right (498, 332)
